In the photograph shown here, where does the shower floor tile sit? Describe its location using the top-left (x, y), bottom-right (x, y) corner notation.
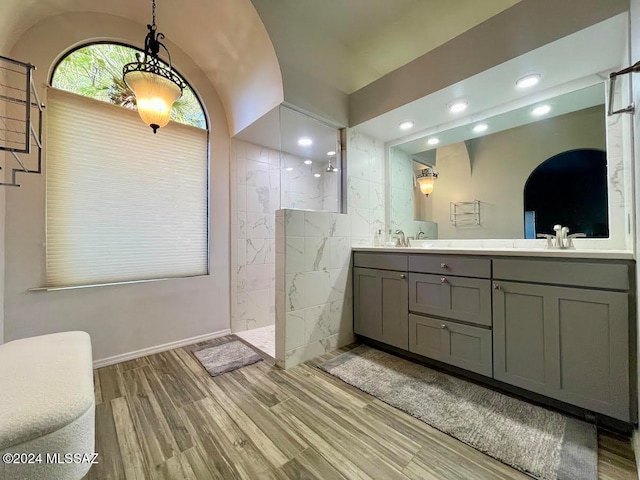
top-left (235, 324), bottom-right (275, 359)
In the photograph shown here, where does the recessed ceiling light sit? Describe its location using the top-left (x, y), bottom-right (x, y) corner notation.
top-left (298, 137), bottom-right (313, 146)
top-left (531, 104), bottom-right (551, 116)
top-left (327, 150), bottom-right (336, 156)
top-left (516, 74), bottom-right (541, 89)
top-left (473, 123), bottom-right (488, 133)
top-left (304, 159), bottom-right (313, 165)
top-left (399, 121), bottom-right (414, 130)
top-left (314, 173), bottom-right (321, 178)
top-left (449, 101), bottom-right (468, 113)
top-left (427, 137), bottom-right (440, 146)
top-left (285, 167), bottom-right (293, 171)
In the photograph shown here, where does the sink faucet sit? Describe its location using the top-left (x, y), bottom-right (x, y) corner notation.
top-left (538, 225), bottom-right (586, 249)
top-left (553, 225), bottom-right (568, 248)
top-left (394, 230), bottom-right (409, 247)
top-left (417, 230), bottom-right (425, 239)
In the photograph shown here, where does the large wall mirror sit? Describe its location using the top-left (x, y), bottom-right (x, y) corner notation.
top-left (390, 84), bottom-right (607, 239)
top-left (378, 13), bottom-right (628, 241)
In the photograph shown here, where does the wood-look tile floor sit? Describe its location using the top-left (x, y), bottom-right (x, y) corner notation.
top-left (86, 337), bottom-right (637, 479)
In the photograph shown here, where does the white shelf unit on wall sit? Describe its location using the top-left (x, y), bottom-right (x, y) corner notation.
top-left (450, 200), bottom-right (481, 227)
top-left (0, 55), bottom-right (44, 187)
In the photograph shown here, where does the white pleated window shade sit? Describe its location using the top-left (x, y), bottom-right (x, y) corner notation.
top-left (46, 87), bottom-right (208, 287)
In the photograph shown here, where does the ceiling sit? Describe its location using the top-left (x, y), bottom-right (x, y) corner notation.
top-left (235, 106), bottom-right (340, 164)
top-left (402, 84), bottom-right (605, 162)
top-left (251, 0), bottom-right (521, 94)
top-left (0, 0), bottom-right (283, 135)
top-left (356, 13), bottom-right (627, 145)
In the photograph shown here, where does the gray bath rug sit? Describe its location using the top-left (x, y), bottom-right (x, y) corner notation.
top-left (320, 345), bottom-right (597, 480)
top-left (193, 339), bottom-right (262, 377)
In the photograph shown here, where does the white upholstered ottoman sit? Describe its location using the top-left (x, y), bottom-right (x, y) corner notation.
top-left (0, 331), bottom-right (95, 480)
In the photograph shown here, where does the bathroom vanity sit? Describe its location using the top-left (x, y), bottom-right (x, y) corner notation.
top-left (352, 247), bottom-right (636, 423)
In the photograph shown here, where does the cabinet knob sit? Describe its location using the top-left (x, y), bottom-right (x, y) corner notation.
top-left (440, 277), bottom-right (448, 283)
top-left (441, 324), bottom-right (448, 329)
top-left (493, 284), bottom-right (502, 290)
top-left (440, 263), bottom-right (448, 269)
top-left (400, 274), bottom-right (406, 279)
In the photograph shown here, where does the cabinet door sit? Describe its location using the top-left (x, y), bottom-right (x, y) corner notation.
top-left (409, 314), bottom-right (492, 377)
top-left (354, 267), bottom-right (408, 349)
top-left (493, 281), bottom-right (630, 421)
top-left (552, 287), bottom-right (629, 421)
top-left (409, 273), bottom-right (491, 326)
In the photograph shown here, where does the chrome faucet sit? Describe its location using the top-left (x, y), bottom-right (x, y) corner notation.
top-left (538, 225), bottom-right (586, 249)
top-left (417, 230), bottom-right (425, 239)
top-left (394, 230), bottom-right (409, 247)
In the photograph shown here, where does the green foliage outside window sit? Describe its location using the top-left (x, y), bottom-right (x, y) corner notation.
top-left (52, 43), bottom-right (206, 129)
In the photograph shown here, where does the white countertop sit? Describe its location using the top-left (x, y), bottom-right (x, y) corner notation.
top-left (352, 246), bottom-right (634, 260)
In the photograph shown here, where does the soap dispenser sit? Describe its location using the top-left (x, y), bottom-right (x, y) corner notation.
top-left (374, 229), bottom-right (382, 246)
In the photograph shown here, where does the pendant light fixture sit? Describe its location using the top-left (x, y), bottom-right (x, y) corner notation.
top-left (416, 167), bottom-right (438, 196)
top-left (123, 0), bottom-right (185, 133)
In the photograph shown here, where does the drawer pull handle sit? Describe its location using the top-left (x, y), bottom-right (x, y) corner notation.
top-left (494, 284), bottom-right (502, 290)
top-left (440, 277), bottom-right (448, 283)
top-left (440, 263), bottom-right (448, 269)
top-left (400, 274), bottom-right (406, 279)
top-left (441, 324), bottom-right (448, 329)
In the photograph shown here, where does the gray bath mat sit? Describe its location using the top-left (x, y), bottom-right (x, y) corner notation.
top-left (193, 339), bottom-right (262, 377)
top-left (320, 345), bottom-right (597, 480)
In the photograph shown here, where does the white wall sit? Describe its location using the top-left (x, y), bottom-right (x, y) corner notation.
top-left (275, 130), bottom-right (385, 368)
top-left (231, 140), bottom-right (279, 334)
top-left (230, 139), bottom-right (340, 334)
top-left (4, 12), bottom-right (231, 363)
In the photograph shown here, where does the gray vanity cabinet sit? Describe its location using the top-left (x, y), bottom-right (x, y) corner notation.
top-left (409, 273), bottom-right (491, 327)
top-left (409, 314), bottom-right (492, 376)
top-left (493, 280), bottom-right (630, 421)
top-left (353, 267), bottom-right (408, 349)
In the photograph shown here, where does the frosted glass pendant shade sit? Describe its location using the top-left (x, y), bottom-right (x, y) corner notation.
top-left (124, 70), bottom-right (181, 133)
top-left (417, 176), bottom-right (435, 195)
top-left (416, 168), bottom-right (438, 196)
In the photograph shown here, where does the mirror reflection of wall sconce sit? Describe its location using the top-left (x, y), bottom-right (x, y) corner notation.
top-left (416, 167), bottom-right (438, 196)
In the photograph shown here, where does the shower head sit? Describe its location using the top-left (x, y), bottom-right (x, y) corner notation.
top-left (326, 157), bottom-right (338, 173)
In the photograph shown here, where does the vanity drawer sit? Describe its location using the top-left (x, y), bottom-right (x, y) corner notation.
top-left (409, 273), bottom-right (492, 327)
top-left (354, 252), bottom-right (407, 271)
top-left (493, 259), bottom-right (629, 291)
top-left (409, 314), bottom-right (492, 377)
top-left (409, 254), bottom-right (490, 278)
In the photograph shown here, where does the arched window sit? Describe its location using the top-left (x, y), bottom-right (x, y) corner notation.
top-left (51, 43), bottom-right (206, 129)
top-left (523, 149), bottom-right (608, 238)
top-left (47, 42), bottom-right (209, 288)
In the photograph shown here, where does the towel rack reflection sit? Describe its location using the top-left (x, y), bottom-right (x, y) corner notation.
top-left (607, 61), bottom-right (640, 116)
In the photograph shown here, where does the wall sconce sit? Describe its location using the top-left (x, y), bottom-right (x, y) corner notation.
top-left (123, 0), bottom-right (185, 133)
top-left (416, 167), bottom-right (438, 196)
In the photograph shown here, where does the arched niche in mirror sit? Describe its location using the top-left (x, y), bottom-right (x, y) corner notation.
top-left (523, 149), bottom-right (608, 238)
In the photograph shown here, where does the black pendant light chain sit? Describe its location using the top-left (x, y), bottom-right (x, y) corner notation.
top-left (123, 0), bottom-right (185, 90)
top-left (122, 0), bottom-right (185, 132)
top-left (145, 0), bottom-right (164, 62)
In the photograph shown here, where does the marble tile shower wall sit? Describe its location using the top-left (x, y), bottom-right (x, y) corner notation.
top-left (606, 75), bottom-right (634, 250)
top-left (231, 140), bottom-right (329, 334)
top-left (275, 130), bottom-right (387, 368)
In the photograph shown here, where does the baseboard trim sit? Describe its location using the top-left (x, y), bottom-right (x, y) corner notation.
top-left (93, 329), bottom-right (232, 368)
top-left (632, 429), bottom-right (640, 477)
